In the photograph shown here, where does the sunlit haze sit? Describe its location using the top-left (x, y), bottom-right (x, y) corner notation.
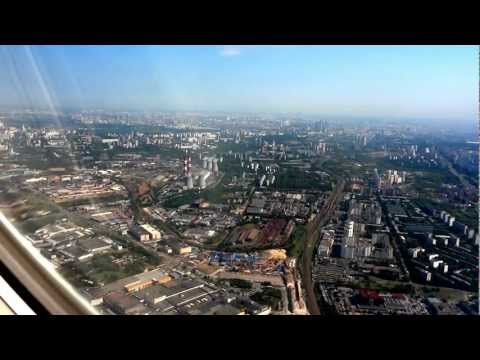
top-left (0, 45), bottom-right (477, 123)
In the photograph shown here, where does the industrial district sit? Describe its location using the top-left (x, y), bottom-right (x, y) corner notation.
top-left (0, 110), bottom-right (478, 315)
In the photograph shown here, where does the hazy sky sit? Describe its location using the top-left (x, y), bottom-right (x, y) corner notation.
top-left (0, 45), bottom-right (477, 122)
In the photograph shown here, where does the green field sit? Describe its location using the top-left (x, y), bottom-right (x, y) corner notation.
top-left (273, 168), bottom-right (331, 191)
top-left (226, 278), bottom-right (253, 289)
top-left (67, 250), bottom-right (161, 287)
top-left (250, 287), bottom-right (283, 311)
top-left (16, 213), bottom-right (63, 234)
top-left (286, 225), bottom-right (306, 258)
top-left (415, 198), bottom-right (478, 229)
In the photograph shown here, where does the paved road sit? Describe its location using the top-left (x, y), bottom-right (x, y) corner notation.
top-left (301, 179), bottom-right (344, 315)
top-left (377, 195), bottom-right (411, 282)
top-left (213, 271), bottom-right (285, 287)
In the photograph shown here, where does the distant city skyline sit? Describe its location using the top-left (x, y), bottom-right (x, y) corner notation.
top-left (0, 45), bottom-right (477, 123)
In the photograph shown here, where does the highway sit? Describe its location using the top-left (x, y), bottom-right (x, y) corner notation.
top-left (301, 178), bottom-right (344, 315)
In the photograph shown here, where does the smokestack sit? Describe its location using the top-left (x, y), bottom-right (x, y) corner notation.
top-left (183, 151), bottom-right (188, 177)
top-left (188, 155), bottom-right (192, 176)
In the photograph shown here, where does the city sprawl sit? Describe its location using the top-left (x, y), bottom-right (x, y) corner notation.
top-left (0, 110), bottom-right (478, 315)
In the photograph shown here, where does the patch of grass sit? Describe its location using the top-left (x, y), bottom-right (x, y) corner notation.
top-left (250, 287), bottom-right (282, 310)
top-left (204, 230), bottom-right (228, 249)
top-left (195, 262), bottom-right (220, 276)
top-left (415, 285), bottom-right (471, 302)
top-left (66, 248), bottom-right (161, 287)
top-left (415, 198), bottom-right (478, 229)
top-left (228, 278), bottom-right (253, 289)
top-left (163, 190), bottom-right (197, 208)
top-left (273, 168), bottom-right (331, 191)
top-left (17, 213), bottom-right (63, 233)
top-left (59, 263), bottom-right (94, 288)
top-left (286, 225), bottom-right (306, 258)
top-left (350, 277), bottom-right (413, 294)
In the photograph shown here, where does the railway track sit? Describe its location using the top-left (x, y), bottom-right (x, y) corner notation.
top-left (301, 179), bottom-right (344, 315)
